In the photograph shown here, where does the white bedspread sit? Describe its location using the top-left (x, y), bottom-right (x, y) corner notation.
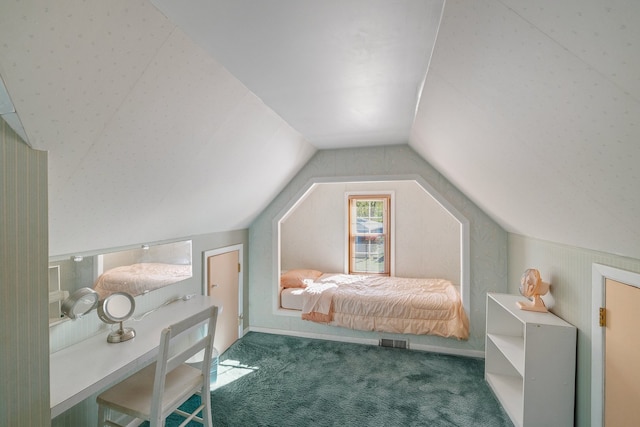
top-left (301, 274), bottom-right (367, 315)
top-left (301, 273), bottom-right (469, 339)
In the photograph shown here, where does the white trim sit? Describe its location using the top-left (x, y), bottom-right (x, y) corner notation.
top-left (203, 244), bottom-right (244, 340)
top-left (591, 263), bottom-right (640, 427)
top-left (410, 342), bottom-right (484, 359)
top-left (248, 326), bottom-right (484, 359)
top-left (250, 326), bottom-right (378, 346)
top-left (344, 191), bottom-right (395, 276)
top-left (275, 307), bottom-right (302, 317)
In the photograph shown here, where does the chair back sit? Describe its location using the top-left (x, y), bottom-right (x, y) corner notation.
top-left (150, 305), bottom-right (218, 421)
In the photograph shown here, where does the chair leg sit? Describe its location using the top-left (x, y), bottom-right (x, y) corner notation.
top-left (201, 387), bottom-right (213, 427)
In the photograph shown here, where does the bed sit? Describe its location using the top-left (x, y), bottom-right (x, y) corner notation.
top-left (280, 270), bottom-right (469, 340)
top-left (93, 262), bottom-right (192, 299)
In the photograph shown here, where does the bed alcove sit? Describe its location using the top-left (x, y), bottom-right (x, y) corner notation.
top-left (249, 146), bottom-right (507, 357)
top-left (273, 176), bottom-right (470, 331)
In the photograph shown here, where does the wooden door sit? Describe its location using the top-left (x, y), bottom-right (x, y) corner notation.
top-left (605, 278), bottom-right (640, 426)
top-left (207, 250), bottom-right (240, 354)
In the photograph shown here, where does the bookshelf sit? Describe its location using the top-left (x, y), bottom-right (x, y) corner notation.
top-left (485, 293), bottom-right (576, 427)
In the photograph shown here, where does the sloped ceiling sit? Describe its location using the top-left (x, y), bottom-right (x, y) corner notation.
top-left (149, 0), bottom-right (443, 148)
top-left (411, 0), bottom-right (640, 259)
top-left (1, 0), bottom-right (639, 260)
top-left (0, 1), bottom-right (318, 256)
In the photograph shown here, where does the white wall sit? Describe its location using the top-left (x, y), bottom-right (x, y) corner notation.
top-left (281, 182), bottom-right (345, 273)
top-left (507, 234), bottom-right (640, 427)
top-left (281, 180), bottom-right (460, 283)
top-left (250, 145), bottom-right (507, 354)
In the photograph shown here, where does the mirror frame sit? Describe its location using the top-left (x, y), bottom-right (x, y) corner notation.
top-left (60, 288), bottom-right (99, 320)
top-left (98, 292), bottom-right (136, 343)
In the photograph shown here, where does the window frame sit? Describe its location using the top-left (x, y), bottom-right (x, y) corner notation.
top-left (347, 193), bottom-right (391, 276)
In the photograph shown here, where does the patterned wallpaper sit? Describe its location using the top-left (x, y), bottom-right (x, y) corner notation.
top-left (411, 0), bottom-right (640, 260)
top-left (0, 1), bottom-right (317, 258)
top-left (508, 234), bottom-right (640, 427)
top-left (0, 118), bottom-right (49, 426)
top-left (249, 145), bottom-right (507, 353)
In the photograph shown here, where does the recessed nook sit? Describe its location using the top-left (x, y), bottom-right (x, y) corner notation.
top-left (273, 176), bottom-right (470, 319)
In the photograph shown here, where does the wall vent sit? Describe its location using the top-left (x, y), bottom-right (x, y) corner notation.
top-left (379, 339), bottom-right (408, 349)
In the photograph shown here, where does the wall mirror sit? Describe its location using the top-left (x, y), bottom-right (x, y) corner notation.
top-left (48, 240), bottom-right (192, 325)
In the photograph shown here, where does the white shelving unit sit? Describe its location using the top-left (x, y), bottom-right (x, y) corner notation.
top-left (485, 293), bottom-right (576, 427)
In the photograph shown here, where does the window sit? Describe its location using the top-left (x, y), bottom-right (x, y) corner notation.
top-left (348, 195), bottom-right (390, 275)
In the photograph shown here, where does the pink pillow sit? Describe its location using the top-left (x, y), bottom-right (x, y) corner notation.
top-left (280, 269), bottom-right (323, 288)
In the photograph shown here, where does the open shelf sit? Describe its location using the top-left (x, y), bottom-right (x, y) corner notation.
top-left (487, 333), bottom-right (525, 376)
top-left (486, 373), bottom-right (523, 426)
top-left (485, 293), bottom-right (576, 427)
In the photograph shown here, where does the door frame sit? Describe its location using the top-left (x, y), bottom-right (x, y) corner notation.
top-left (591, 263), bottom-right (640, 427)
top-left (203, 244), bottom-right (244, 341)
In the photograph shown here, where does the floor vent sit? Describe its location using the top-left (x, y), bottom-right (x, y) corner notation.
top-left (379, 339), bottom-right (408, 349)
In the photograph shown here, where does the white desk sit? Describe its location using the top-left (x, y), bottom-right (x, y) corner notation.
top-left (50, 295), bottom-right (218, 418)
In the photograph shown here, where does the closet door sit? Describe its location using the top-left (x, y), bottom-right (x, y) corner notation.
top-left (207, 249), bottom-right (241, 354)
top-left (605, 279), bottom-right (640, 426)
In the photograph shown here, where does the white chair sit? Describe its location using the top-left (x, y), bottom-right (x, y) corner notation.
top-left (97, 305), bottom-right (219, 427)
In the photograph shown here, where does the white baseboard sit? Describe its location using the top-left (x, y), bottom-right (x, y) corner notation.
top-left (247, 326), bottom-right (484, 359)
top-left (410, 342), bottom-right (484, 358)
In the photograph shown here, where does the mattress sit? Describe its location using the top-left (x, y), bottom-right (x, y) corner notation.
top-left (293, 273), bottom-right (469, 339)
top-left (280, 287), bottom-right (305, 310)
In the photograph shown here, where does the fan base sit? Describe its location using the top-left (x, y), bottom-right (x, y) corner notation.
top-left (517, 300), bottom-right (548, 313)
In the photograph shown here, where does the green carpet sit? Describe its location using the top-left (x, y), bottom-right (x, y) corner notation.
top-left (155, 332), bottom-right (513, 426)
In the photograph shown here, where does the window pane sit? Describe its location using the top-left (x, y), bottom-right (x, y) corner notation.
top-left (349, 195), bottom-right (390, 275)
top-left (353, 235), bottom-right (385, 273)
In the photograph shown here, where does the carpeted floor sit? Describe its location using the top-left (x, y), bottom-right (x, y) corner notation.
top-left (157, 332), bottom-right (513, 426)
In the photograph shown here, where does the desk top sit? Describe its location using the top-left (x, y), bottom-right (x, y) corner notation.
top-left (50, 295), bottom-right (218, 418)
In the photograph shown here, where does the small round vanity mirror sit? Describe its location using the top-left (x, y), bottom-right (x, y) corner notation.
top-left (98, 292), bottom-right (136, 343)
top-left (61, 288), bottom-right (99, 319)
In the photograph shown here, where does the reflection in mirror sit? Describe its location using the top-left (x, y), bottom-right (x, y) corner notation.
top-left (60, 288), bottom-right (100, 320)
top-left (101, 293), bottom-right (134, 320)
top-left (48, 240), bottom-right (192, 325)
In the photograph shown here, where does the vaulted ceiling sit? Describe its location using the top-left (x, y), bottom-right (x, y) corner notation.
top-left (1, 1), bottom-right (638, 260)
